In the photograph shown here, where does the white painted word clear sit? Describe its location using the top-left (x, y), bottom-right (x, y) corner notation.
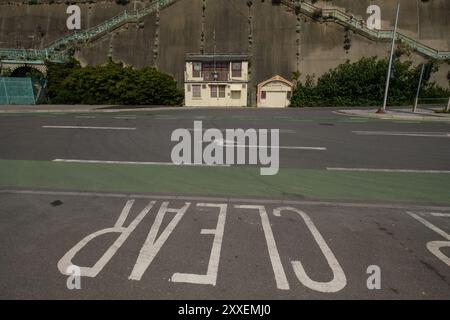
top-left (58, 200), bottom-right (347, 293)
top-left (171, 121), bottom-right (280, 175)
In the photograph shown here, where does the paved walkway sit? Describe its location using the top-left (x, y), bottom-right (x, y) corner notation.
top-left (337, 107), bottom-right (450, 122)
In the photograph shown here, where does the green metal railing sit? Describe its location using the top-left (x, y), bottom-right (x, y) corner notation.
top-left (0, 0), bottom-right (449, 64)
top-left (0, 0), bottom-right (177, 63)
top-left (282, 0), bottom-right (450, 60)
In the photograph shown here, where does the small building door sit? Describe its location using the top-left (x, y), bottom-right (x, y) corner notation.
top-left (257, 75), bottom-right (293, 108)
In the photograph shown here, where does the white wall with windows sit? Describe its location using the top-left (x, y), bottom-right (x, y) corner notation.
top-left (184, 55), bottom-right (249, 107)
top-left (185, 82), bottom-right (248, 107)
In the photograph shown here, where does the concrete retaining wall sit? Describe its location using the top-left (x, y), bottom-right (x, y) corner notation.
top-left (1, 0), bottom-right (449, 105)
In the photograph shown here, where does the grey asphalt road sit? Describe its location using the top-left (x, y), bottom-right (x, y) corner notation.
top-left (0, 107), bottom-right (449, 299)
top-left (0, 107), bottom-right (449, 170)
top-left (0, 191), bottom-right (449, 299)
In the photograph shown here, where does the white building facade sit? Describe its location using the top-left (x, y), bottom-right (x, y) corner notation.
top-left (257, 75), bottom-right (293, 108)
top-left (184, 54), bottom-right (249, 107)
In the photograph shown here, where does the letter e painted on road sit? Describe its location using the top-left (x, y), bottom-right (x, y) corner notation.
top-left (171, 203), bottom-right (227, 286)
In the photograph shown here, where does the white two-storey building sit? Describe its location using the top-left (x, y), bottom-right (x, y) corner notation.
top-left (184, 53), bottom-right (249, 107)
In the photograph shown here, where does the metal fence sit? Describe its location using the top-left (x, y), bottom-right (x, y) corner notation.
top-left (0, 77), bottom-right (36, 105)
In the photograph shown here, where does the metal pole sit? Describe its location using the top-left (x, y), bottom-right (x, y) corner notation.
top-left (2, 78), bottom-right (9, 105)
top-left (446, 97), bottom-right (450, 113)
top-left (413, 63), bottom-right (425, 113)
top-left (378, 1), bottom-right (400, 114)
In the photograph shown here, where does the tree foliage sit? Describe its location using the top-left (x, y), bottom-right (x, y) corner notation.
top-left (46, 58), bottom-right (184, 105)
top-left (290, 57), bottom-right (449, 107)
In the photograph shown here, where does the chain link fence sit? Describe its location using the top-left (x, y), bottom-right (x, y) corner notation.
top-left (0, 77), bottom-right (36, 105)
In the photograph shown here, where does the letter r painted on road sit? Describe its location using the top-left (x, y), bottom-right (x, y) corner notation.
top-left (57, 200), bottom-right (155, 278)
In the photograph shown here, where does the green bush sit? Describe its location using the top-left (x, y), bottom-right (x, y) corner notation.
top-left (46, 58), bottom-right (184, 105)
top-left (290, 57), bottom-right (449, 107)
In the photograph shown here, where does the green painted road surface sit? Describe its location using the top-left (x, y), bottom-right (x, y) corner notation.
top-left (0, 160), bottom-right (449, 204)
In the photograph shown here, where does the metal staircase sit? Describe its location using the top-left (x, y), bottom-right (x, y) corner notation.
top-left (281, 0), bottom-right (450, 60)
top-left (0, 0), bottom-right (177, 64)
top-left (0, 0), bottom-right (449, 65)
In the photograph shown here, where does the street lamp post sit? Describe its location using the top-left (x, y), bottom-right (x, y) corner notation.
top-left (378, 1), bottom-right (400, 114)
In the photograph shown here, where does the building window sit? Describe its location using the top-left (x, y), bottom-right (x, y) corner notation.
top-left (261, 91), bottom-right (266, 100)
top-left (287, 91), bottom-right (292, 99)
top-left (210, 85), bottom-right (226, 98)
top-left (231, 62), bottom-right (242, 78)
top-left (218, 85), bottom-right (226, 98)
top-left (231, 90), bottom-right (241, 99)
top-left (193, 62), bottom-right (202, 77)
top-left (192, 85), bottom-right (201, 98)
top-left (210, 85), bottom-right (217, 98)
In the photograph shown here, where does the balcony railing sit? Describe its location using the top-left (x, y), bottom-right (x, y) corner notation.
top-left (201, 71), bottom-right (230, 81)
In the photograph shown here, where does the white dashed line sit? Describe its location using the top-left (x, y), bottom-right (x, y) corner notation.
top-left (52, 159), bottom-right (230, 167)
top-left (353, 131), bottom-right (450, 138)
top-left (327, 168), bottom-right (450, 173)
top-left (43, 125), bottom-right (136, 130)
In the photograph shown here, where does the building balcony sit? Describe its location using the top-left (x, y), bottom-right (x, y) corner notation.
top-left (201, 71), bottom-right (230, 81)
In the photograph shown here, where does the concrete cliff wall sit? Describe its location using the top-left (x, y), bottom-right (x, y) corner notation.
top-left (1, 0), bottom-right (449, 104)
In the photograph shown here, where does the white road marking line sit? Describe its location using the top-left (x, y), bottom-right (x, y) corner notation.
top-left (327, 167), bottom-right (450, 173)
top-left (188, 128), bottom-right (297, 134)
top-left (2, 189), bottom-right (450, 210)
top-left (410, 212), bottom-right (450, 217)
top-left (235, 205), bottom-right (290, 290)
top-left (353, 131), bottom-right (450, 138)
top-left (224, 144), bottom-right (326, 151)
top-left (407, 212), bottom-right (450, 241)
top-left (58, 200), bottom-right (156, 277)
top-left (429, 213), bottom-right (450, 217)
top-left (274, 207), bottom-right (347, 293)
top-left (407, 212), bottom-right (450, 267)
top-left (42, 125), bottom-right (136, 130)
top-left (114, 116), bottom-right (137, 120)
top-left (129, 202), bottom-right (190, 280)
top-left (210, 139), bottom-right (326, 151)
top-left (52, 159), bottom-right (230, 167)
top-left (75, 116), bottom-right (96, 119)
top-left (171, 203), bottom-right (227, 286)
top-left (153, 117), bottom-right (178, 120)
